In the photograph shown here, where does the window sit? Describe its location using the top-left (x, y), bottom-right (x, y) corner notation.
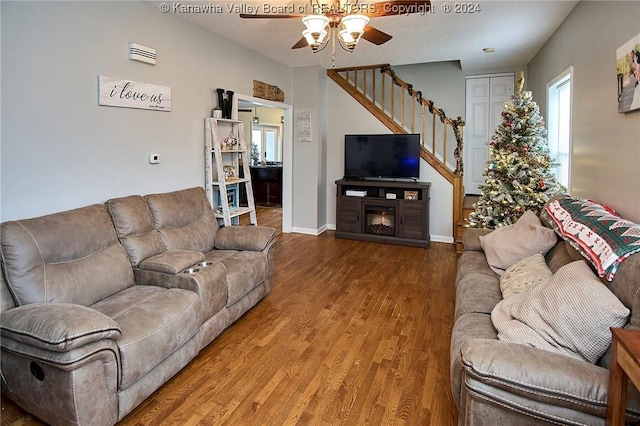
top-left (251, 124), bottom-right (281, 163)
top-left (547, 67), bottom-right (573, 190)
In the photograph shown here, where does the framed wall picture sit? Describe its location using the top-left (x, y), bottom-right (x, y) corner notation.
top-left (223, 165), bottom-right (238, 181)
top-left (616, 33), bottom-right (640, 113)
top-left (404, 190), bottom-right (418, 200)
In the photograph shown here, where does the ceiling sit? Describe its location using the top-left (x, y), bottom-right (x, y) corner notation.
top-left (150, 0), bottom-right (578, 70)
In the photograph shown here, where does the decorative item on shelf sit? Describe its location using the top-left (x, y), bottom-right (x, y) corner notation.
top-left (404, 190), bottom-right (418, 200)
top-left (217, 185), bottom-right (239, 211)
top-left (224, 90), bottom-right (234, 119)
top-left (223, 131), bottom-right (238, 150)
top-left (223, 165), bottom-right (238, 181)
top-left (216, 88), bottom-right (225, 114)
top-left (212, 107), bottom-right (222, 118)
top-left (215, 88), bottom-right (234, 119)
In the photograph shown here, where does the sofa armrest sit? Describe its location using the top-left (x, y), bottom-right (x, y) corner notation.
top-left (1, 303), bottom-right (121, 352)
top-left (462, 227), bottom-right (493, 252)
top-left (461, 339), bottom-right (613, 409)
top-left (138, 250), bottom-right (205, 274)
top-left (214, 225), bottom-right (276, 252)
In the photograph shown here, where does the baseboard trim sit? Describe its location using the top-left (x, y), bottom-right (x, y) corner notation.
top-left (291, 225), bottom-right (328, 236)
top-left (305, 224), bottom-right (453, 244)
top-left (430, 235), bottom-right (454, 244)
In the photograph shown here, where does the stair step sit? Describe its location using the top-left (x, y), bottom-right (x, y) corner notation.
top-left (463, 195), bottom-right (479, 209)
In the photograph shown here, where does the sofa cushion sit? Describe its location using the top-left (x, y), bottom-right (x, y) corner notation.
top-left (205, 250), bottom-right (268, 306)
top-left (479, 210), bottom-right (557, 275)
top-left (1, 303), bottom-right (121, 352)
top-left (105, 195), bottom-right (166, 267)
top-left (455, 273), bottom-right (503, 321)
top-left (544, 240), bottom-right (574, 274)
top-left (456, 250), bottom-right (496, 283)
top-left (499, 254), bottom-right (552, 299)
top-left (90, 285), bottom-right (200, 390)
top-left (0, 204), bottom-right (134, 307)
top-left (145, 187), bottom-right (219, 253)
top-left (491, 260), bottom-right (630, 363)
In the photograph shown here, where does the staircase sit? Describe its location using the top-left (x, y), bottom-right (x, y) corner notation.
top-left (327, 64), bottom-right (467, 252)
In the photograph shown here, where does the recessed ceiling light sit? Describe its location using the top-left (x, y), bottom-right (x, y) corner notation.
top-left (483, 47), bottom-right (496, 53)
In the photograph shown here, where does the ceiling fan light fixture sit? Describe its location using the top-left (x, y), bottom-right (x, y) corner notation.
top-left (302, 29), bottom-right (328, 50)
top-left (340, 14), bottom-right (369, 35)
top-left (302, 14), bottom-right (330, 34)
top-left (339, 29), bottom-right (355, 43)
top-left (338, 30), bottom-right (357, 50)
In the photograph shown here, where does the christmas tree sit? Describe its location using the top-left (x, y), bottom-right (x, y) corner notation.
top-left (467, 72), bottom-right (566, 229)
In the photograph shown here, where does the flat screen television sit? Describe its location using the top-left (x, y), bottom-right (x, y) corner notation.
top-left (344, 133), bottom-right (420, 180)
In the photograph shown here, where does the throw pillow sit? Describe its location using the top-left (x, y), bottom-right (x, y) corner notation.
top-left (499, 253), bottom-right (552, 298)
top-left (491, 260), bottom-right (630, 364)
top-left (480, 210), bottom-right (557, 275)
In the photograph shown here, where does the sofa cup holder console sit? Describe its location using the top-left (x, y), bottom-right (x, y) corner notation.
top-left (182, 261), bottom-right (216, 274)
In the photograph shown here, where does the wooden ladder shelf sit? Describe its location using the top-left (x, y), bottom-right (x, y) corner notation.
top-left (204, 118), bottom-right (257, 226)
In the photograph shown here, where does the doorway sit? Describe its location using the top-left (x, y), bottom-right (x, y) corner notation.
top-left (233, 95), bottom-right (293, 233)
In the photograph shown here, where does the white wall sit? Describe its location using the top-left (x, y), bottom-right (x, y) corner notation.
top-left (291, 66), bottom-right (328, 234)
top-left (394, 61), bottom-right (466, 121)
top-left (528, 0), bottom-right (640, 222)
top-left (1, 1), bottom-right (291, 221)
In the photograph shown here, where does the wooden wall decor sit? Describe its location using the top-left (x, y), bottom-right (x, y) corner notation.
top-left (98, 76), bottom-right (171, 111)
top-left (253, 80), bottom-right (285, 102)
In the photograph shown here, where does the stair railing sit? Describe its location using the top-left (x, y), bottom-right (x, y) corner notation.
top-left (327, 63), bottom-right (465, 239)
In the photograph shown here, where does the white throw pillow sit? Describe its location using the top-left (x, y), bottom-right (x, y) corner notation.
top-left (500, 253), bottom-right (552, 298)
top-left (480, 210), bottom-right (557, 275)
top-left (491, 260), bottom-right (630, 364)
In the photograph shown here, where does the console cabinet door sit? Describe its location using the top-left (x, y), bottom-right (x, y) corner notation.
top-left (398, 201), bottom-right (426, 239)
top-left (336, 196), bottom-right (362, 233)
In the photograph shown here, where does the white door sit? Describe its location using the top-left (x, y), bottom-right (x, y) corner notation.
top-left (464, 75), bottom-right (514, 194)
top-left (252, 124), bottom-right (282, 163)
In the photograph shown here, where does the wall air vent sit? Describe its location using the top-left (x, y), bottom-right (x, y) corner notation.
top-left (128, 43), bottom-right (156, 65)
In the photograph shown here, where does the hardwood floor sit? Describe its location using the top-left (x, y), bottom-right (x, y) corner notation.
top-left (1, 208), bottom-right (459, 425)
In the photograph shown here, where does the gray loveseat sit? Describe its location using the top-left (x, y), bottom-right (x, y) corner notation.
top-left (0, 186), bottom-right (276, 426)
top-left (451, 198), bottom-right (640, 425)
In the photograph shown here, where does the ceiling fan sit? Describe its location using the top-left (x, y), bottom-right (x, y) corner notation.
top-left (240, 0), bottom-right (431, 66)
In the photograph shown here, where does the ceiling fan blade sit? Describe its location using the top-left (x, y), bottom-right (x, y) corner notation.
top-left (291, 37), bottom-right (309, 49)
top-left (362, 25), bottom-right (393, 45)
top-left (239, 13), bottom-right (303, 19)
top-left (365, 0), bottom-right (431, 18)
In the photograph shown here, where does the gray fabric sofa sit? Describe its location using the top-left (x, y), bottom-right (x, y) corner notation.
top-left (0, 186), bottom-right (276, 426)
top-left (451, 203), bottom-right (640, 425)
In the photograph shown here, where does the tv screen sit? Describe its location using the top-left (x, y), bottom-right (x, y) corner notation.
top-left (344, 134), bottom-right (420, 180)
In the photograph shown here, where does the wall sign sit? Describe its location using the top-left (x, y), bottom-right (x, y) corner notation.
top-left (98, 75), bottom-right (171, 111)
top-left (297, 110), bottom-right (311, 142)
